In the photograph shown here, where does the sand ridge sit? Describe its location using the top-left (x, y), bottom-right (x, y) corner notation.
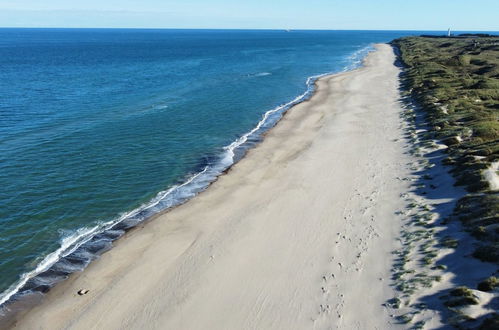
top-left (12, 44), bottom-right (411, 329)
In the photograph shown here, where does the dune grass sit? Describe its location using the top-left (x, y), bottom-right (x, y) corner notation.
top-left (392, 35), bottom-right (498, 262)
top-left (392, 35), bottom-right (499, 329)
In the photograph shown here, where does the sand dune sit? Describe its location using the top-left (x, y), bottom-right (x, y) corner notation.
top-left (12, 44), bottom-right (412, 329)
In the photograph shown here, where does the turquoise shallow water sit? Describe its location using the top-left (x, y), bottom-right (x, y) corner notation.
top-left (0, 29), bottom-right (437, 305)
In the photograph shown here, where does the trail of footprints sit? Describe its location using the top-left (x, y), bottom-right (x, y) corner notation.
top-left (314, 152), bottom-right (384, 327)
top-left (314, 105), bottom-right (447, 328)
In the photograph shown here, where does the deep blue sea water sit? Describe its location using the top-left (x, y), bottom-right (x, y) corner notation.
top-left (0, 28), bottom-right (454, 306)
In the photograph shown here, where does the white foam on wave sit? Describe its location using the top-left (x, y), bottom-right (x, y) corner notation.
top-left (222, 74), bottom-right (322, 162)
top-left (0, 44), bottom-right (375, 308)
top-left (153, 104), bottom-right (169, 110)
top-left (255, 72), bottom-right (272, 77)
top-left (0, 226), bottom-right (100, 306)
top-left (0, 167), bottom-right (210, 308)
top-left (342, 45), bottom-right (375, 72)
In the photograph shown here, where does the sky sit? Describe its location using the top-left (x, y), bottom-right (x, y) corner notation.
top-left (0, 0), bottom-right (498, 31)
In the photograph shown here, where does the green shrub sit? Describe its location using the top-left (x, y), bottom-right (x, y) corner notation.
top-left (444, 286), bottom-right (479, 306)
top-left (477, 276), bottom-right (498, 292)
top-left (473, 121), bottom-right (499, 140)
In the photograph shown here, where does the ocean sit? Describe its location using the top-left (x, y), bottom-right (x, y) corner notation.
top-left (0, 29), bottom-right (432, 307)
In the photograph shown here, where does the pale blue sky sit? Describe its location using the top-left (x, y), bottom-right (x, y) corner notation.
top-left (0, 0), bottom-right (498, 31)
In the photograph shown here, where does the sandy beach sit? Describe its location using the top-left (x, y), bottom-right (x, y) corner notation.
top-left (11, 44), bottom-right (413, 329)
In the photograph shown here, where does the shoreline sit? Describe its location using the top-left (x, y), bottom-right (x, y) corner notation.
top-left (8, 44), bottom-right (411, 329)
top-left (0, 46), bottom-right (374, 310)
top-left (0, 70), bottom-right (352, 324)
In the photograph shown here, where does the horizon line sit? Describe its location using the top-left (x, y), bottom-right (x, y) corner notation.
top-left (1, 27), bottom-right (498, 32)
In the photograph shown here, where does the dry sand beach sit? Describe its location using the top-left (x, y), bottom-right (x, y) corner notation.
top-left (11, 44), bottom-right (415, 329)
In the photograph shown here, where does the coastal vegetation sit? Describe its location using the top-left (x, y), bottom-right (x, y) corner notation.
top-left (392, 35), bottom-right (499, 329)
